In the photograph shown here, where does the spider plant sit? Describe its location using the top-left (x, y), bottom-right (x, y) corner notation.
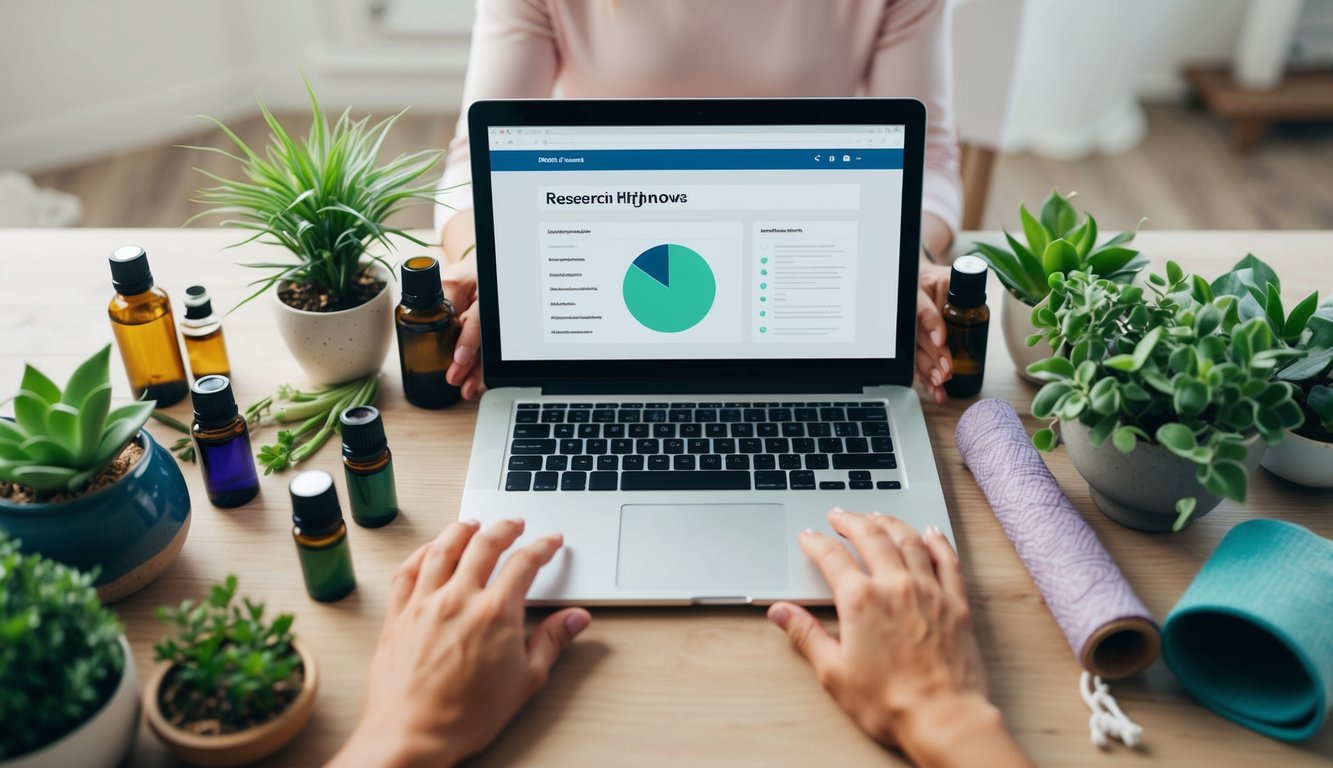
top-left (185, 78), bottom-right (443, 310)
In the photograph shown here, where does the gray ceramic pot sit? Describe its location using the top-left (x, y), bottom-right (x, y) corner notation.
top-left (1061, 418), bottom-right (1266, 531)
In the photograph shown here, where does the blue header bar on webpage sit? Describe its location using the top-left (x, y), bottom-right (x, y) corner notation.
top-left (490, 148), bottom-right (904, 172)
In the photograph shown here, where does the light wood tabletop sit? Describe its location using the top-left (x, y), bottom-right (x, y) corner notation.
top-left (2, 229), bottom-right (1330, 767)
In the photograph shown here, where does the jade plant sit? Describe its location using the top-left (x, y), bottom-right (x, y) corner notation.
top-left (153, 574), bottom-right (302, 735)
top-left (1211, 254), bottom-right (1333, 440)
top-left (969, 189), bottom-right (1147, 306)
top-left (185, 79), bottom-right (442, 310)
top-left (0, 535), bottom-right (125, 759)
top-left (1027, 260), bottom-right (1305, 530)
top-left (0, 345), bottom-right (154, 495)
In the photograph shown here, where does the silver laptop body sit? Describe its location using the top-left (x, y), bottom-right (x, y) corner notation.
top-left (459, 98), bottom-right (954, 605)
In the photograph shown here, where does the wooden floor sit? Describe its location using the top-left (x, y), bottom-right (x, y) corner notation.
top-left (28, 103), bottom-right (1333, 235)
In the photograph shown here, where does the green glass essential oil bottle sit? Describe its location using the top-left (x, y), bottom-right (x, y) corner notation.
top-left (290, 470), bottom-right (357, 602)
top-left (107, 245), bottom-right (189, 406)
top-left (341, 405), bottom-right (399, 528)
top-left (942, 255), bottom-right (991, 399)
top-left (395, 256), bottom-right (462, 409)
top-left (180, 285), bottom-right (232, 379)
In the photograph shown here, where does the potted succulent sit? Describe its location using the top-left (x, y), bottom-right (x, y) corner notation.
top-left (1207, 255), bottom-right (1333, 487)
top-left (0, 536), bottom-right (139, 768)
top-left (1027, 261), bottom-right (1303, 532)
top-left (144, 575), bottom-right (317, 767)
top-left (187, 80), bottom-right (442, 385)
top-left (0, 345), bottom-right (191, 602)
top-left (969, 189), bottom-right (1147, 380)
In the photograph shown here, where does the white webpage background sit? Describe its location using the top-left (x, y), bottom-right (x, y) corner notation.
top-left (490, 166), bottom-right (904, 361)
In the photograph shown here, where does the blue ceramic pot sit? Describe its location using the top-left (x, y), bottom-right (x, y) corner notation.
top-left (0, 426), bottom-right (191, 602)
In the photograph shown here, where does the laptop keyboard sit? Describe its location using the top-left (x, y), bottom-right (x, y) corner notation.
top-left (503, 401), bottom-right (901, 492)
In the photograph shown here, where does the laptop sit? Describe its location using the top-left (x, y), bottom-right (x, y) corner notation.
top-left (460, 98), bottom-right (954, 605)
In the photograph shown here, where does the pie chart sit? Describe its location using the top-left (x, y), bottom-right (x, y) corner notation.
top-left (623, 244), bottom-right (716, 333)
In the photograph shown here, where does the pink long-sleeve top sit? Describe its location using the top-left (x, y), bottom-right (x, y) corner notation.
top-left (435, 0), bottom-right (962, 236)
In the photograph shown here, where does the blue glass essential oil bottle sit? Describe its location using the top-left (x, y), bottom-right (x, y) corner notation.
top-left (190, 375), bottom-right (260, 507)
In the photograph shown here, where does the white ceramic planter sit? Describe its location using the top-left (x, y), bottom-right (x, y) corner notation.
top-left (1261, 431), bottom-right (1333, 488)
top-left (1001, 289), bottom-right (1053, 383)
top-left (3, 636), bottom-right (139, 768)
top-left (272, 264), bottom-right (394, 386)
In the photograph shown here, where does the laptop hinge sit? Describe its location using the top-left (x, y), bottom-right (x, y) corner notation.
top-left (537, 378), bottom-right (871, 396)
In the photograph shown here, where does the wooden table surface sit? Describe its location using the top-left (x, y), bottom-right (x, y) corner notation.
top-left (2, 229), bottom-right (1330, 767)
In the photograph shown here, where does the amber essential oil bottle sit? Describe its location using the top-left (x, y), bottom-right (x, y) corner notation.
top-left (180, 285), bottom-right (231, 379)
top-left (107, 245), bottom-right (189, 405)
top-left (942, 255), bottom-right (991, 399)
top-left (290, 470), bottom-right (357, 602)
top-left (395, 256), bottom-right (462, 409)
top-left (190, 375), bottom-right (260, 508)
top-left (341, 405), bottom-right (399, 528)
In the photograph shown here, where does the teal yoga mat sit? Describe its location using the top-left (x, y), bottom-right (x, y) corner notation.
top-left (1163, 519), bottom-right (1333, 741)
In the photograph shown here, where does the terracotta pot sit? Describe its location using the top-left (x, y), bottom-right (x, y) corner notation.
top-left (143, 640), bottom-right (318, 767)
top-left (1261, 430), bottom-right (1333, 488)
top-left (1000, 289), bottom-right (1053, 383)
top-left (1061, 418), bottom-right (1267, 532)
top-left (272, 263), bottom-right (393, 386)
top-left (2, 636), bottom-right (139, 768)
top-left (0, 428), bottom-right (191, 603)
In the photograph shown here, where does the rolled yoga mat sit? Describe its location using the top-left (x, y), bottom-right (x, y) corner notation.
top-left (1163, 519), bottom-right (1333, 741)
top-left (956, 398), bottom-right (1160, 679)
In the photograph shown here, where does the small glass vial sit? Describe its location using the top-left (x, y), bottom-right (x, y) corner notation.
top-left (943, 255), bottom-right (991, 399)
top-left (290, 470), bottom-right (357, 602)
top-left (107, 246), bottom-right (189, 406)
top-left (180, 285), bottom-right (231, 379)
top-left (341, 406), bottom-right (400, 528)
top-left (395, 256), bottom-right (462, 409)
top-left (190, 375), bottom-right (260, 508)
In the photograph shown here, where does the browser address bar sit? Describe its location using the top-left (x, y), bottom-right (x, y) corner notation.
top-left (492, 133), bottom-right (903, 149)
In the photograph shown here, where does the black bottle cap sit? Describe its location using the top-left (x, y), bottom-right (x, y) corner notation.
top-left (400, 256), bottom-right (446, 309)
top-left (341, 405), bottom-right (388, 459)
top-left (108, 245), bottom-right (155, 295)
top-left (191, 375), bottom-right (238, 426)
top-left (183, 285), bottom-right (214, 320)
top-left (290, 470), bottom-right (344, 536)
top-left (947, 255), bottom-right (989, 309)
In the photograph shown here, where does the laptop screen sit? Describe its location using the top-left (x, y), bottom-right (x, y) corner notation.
top-left (485, 124), bottom-right (907, 363)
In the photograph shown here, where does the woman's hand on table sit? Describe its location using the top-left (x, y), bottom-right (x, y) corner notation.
top-left (917, 262), bottom-right (953, 404)
top-left (442, 258), bottom-right (486, 400)
top-left (330, 519), bottom-right (591, 768)
top-left (767, 510), bottom-right (1031, 768)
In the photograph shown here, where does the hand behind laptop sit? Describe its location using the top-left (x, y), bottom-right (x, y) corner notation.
top-left (441, 258), bottom-right (486, 399)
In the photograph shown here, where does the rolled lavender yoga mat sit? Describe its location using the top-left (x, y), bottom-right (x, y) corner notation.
top-left (956, 399), bottom-right (1160, 679)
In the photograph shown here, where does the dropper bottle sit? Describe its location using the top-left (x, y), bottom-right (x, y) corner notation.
top-left (395, 256), bottom-right (462, 409)
top-left (942, 255), bottom-right (991, 399)
top-left (190, 375), bottom-right (260, 508)
top-left (180, 285), bottom-right (232, 379)
top-left (290, 470), bottom-right (357, 602)
top-left (341, 406), bottom-right (400, 528)
top-left (107, 245), bottom-right (189, 405)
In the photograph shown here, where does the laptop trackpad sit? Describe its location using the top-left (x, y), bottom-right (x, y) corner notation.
top-left (616, 504), bottom-right (789, 594)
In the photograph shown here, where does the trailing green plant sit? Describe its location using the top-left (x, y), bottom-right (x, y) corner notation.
top-left (1027, 260), bottom-right (1305, 530)
top-left (969, 188), bottom-right (1147, 306)
top-left (249, 375), bottom-right (380, 474)
top-left (185, 77), bottom-right (443, 310)
top-left (0, 345), bottom-right (154, 494)
top-left (0, 535), bottom-right (125, 759)
top-left (153, 574), bottom-right (302, 734)
top-left (1208, 254), bottom-right (1333, 437)
top-left (151, 409), bottom-right (196, 463)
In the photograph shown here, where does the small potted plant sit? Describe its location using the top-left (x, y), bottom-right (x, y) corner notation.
top-left (144, 575), bottom-right (317, 767)
top-left (0, 345), bottom-right (191, 602)
top-left (1208, 255), bottom-right (1333, 487)
top-left (0, 536), bottom-right (139, 768)
top-left (969, 189), bottom-right (1147, 380)
top-left (1027, 261), bottom-right (1303, 532)
top-left (187, 79), bottom-right (442, 385)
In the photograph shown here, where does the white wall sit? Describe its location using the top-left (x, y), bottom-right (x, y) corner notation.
top-left (0, 0), bottom-right (472, 173)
